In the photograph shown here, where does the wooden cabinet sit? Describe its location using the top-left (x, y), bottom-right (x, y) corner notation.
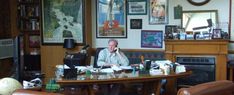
top-left (17, 0), bottom-right (41, 54)
top-left (23, 54), bottom-right (41, 80)
top-left (165, 39), bottom-right (229, 80)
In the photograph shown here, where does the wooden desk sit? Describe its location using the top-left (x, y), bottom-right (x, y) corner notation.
top-left (57, 71), bottom-right (192, 95)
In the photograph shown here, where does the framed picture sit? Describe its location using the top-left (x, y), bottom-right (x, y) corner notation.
top-left (149, 0), bottom-right (168, 24)
top-left (127, 0), bottom-right (147, 15)
top-left (141, 30), bottom-right (163, 48)
top-left (96, 0), bottom-right (127, 38)
top-left (130, 19), bottom-right (142, 29)
top-left (165, 25), bottom-right (177, 39)
top-left (42, 0), bottom-right (85, 45)
top-left (174, 5), bottom-right (182, 19)
top-left (212, 29), bottom-right (222, 39)
top-left (29, 34), bottom-right (40, 48)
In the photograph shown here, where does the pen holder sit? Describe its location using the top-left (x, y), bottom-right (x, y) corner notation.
top-left (144, 60), bottom-right (151, 71)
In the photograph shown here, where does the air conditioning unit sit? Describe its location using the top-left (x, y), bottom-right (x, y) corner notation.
top-left (0, 39), bottom-right (13, 59)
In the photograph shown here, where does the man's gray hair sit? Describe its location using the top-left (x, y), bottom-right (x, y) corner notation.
top-left (108, 39), bottom-right (118, 46)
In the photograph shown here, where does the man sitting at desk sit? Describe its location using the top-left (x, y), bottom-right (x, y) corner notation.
top-left (97, 39), bottom-right (129, 95)
top-left (97, 39), bottom-right (129, 67)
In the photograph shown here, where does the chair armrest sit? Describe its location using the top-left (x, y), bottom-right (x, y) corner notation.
top-left (12, 89), bottom-right (62, 95)
top-left (177, 80), bottom-right (234, 95)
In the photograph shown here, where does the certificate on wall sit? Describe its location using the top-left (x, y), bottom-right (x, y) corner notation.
top-left (127, 0), bottom-right (147, 15)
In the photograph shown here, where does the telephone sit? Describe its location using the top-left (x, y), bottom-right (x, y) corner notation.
top-left (114, 47), bottom-right (120, 52)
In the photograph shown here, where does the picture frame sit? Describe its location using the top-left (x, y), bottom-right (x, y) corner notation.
top-left (149, 0), bottom-right (168, 24)
top-left (127, 0), bottom-right (147, 15)
top-left (29, 34), bottom-right (40, 48)
top-left (42, 0), bottom-right (85, 45)
top-left (141, 30), bottom-right (163, 48)
top-left (174, 5), bottom-right (182, 19)
top-left (96, 0), bottom-right (127, 38)
top-left (165, 25), bottom-right (177, 39)
top-left (130, 19), bottom-right (142, 29)
top-left (212, 29), bottom-right (222, 39)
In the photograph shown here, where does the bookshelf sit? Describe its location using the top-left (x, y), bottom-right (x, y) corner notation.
top-left (17, 0), bottom-right (42, 82)
top-left (17, 0), bottom-right (41, 54)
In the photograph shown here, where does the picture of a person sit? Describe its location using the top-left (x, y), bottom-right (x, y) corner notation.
top-left (213, 30), bottom-right (221, 38)
top-left (150, 0), bottom-right (166, 23)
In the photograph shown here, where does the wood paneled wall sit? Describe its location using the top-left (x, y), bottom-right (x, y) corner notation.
top-left (41, 0), bottom-right (92, 83)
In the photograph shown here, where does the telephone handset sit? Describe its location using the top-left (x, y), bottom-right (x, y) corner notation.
top-left (114, 47), bottom-right (119, 52)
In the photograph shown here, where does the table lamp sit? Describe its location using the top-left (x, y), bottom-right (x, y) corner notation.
top-left (63, 39), bottom-right (77, 79)
top-left (63, 39), bottom-right (75, 49)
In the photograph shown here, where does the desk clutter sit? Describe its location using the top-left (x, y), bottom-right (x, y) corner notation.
top-left (55, 60), bottom-right (186, 80)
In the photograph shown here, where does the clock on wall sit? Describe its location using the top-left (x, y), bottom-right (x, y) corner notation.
top-left (187, 0), bottom-right (210, 6)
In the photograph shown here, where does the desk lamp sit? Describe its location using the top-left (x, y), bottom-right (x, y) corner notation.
top-left (63, 39), bottom-right (77, 79)
top-left (63, 39), bottom-right (75, 50)
top-left (192, 19), bottom-right (213, 31)
top-left (63, 38), bottom-right (75, 68)
top-left (192, 19), bottom-right (213, 39)
top-left (63, 38), bottom-right (75, 56)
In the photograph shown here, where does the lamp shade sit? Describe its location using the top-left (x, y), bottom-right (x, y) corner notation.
top-left (63, 39), bottom-right (75, 49)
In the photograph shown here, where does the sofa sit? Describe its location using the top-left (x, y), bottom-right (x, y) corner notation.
top-left (177, 80), bottom-right (234, 95)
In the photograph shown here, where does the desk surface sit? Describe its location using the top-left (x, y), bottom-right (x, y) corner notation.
top-left (57, 71), bottom-right (192, 85)
top-left (56, 71), bottom-right (192, 95)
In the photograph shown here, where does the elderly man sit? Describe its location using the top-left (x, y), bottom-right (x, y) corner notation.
top-left (97, 39), bottom-right (129, 67)
top-left (97, 39), bottom-right (129, 95)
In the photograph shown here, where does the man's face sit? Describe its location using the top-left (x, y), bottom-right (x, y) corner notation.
top-left (108, 41), bottom-right (116, 53)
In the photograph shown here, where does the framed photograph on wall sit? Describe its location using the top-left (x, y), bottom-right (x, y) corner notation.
top-left (141, 30), bottom-right (163, 48)
top-left (212, 29), bottom-right (222, 39)
top-left (42, 0), bottom-right (85, 45)
top-left (96, 0), bottom-right (127, 38)
top-left (149, 0), bottom-right (168, 24)
top-left (127, 0), bottom-right (147, 15)
top-left (130, 19), bottom-right (142, 29)
top-left (165, 25), bottom-right (177, 39)
top-left (29, 34), bottom-right (40, 48)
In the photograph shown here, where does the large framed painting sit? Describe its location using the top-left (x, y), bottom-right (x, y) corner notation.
top-left (149, 0), bottom-right (168, 24)
top-left (42, 0), bottom-right (85, 45)
top-left (141, 30), bottom-right (163, 48)
top-left (96, 0), bottom-right (127, 38)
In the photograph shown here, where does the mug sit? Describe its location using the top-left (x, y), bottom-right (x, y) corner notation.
top-left (145, 60), bottom-right (151, 70)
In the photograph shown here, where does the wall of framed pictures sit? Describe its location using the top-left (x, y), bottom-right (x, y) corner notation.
top-left (92, 0), bottom-right (230, 49)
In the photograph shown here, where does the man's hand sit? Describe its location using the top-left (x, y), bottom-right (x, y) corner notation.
top-left (114, 48), bottom-right (120, 53)
top-left (103, 63), bottom-right (119, 67)
top-left (111, 63), bottom-right (120, 67)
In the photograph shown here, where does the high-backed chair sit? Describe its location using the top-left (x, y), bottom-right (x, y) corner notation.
top-left (93, 48), bottom-right (104, 68)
